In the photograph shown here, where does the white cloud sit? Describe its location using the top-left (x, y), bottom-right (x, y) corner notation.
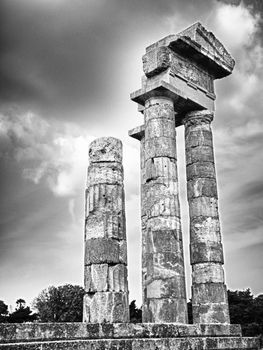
top-left (214, 3), bottom-right (259, 50)
top-left (0, 111), bottom-right (95, 197)
top-left (211, 2), bottom-right (263, 126)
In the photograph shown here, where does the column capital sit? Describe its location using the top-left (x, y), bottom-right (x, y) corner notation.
top-left (183, 110), bottom-right (214, 127)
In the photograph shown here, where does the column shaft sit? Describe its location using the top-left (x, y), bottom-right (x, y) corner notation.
top-left (143, 96), bottom-right (188, 323)
top-left (184, 110), bottom-right (230, 324)
top-left (140, 136), bottom-right (148, 317)
top-left (83, 137), bottom-right (129, 323)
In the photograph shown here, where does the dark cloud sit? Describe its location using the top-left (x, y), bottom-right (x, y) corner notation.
top-left (237, 181), bottom-right (263, 202)
top-left (0, 0), bottom-right (219, 124)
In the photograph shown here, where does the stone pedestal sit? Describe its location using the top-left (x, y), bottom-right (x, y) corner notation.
top-left (0, 323), bottom-right (260, 350)
top-left (183, 110), bottom-right (230, 324)
top-left (83, 137), bottom-right (129, 323)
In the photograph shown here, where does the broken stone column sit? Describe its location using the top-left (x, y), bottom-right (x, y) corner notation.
top-left (183, 110), bottom-right (230, 324)
top-left (83, 137), bottom-right (129, 323)
top-left (143, 96), bottom-right (188, 323)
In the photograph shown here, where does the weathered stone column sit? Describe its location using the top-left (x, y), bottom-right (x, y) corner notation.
top-left (83, 137), bottom-right (129, 323)
top-left (143, 96), bottom-right (188, 323)
top-left (128, 125), bottom-right (148, 319)
top-left (183, 110), bottom-right (230, 324)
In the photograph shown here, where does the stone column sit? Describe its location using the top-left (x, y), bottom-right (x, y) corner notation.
top-left (143, 96), bottom-right (188, 323)
top-left (83, 137), bottom-right (129, 323)
top-left (183, 110), bottom-right (230, 324)
top-left (140, 135), bottom-right (148, 318)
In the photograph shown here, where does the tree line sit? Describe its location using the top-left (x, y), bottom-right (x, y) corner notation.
top-left (0, 285), bottom-right (262, 340)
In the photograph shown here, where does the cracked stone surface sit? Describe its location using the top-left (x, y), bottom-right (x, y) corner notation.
top-left (142, 96), bottom-right (188, 323)
top-left (128, 22), bottom-right (243, 327)
top-left (184, 110), bottom-right (230, 324)
top-left (83, 137), bottom-right (129, 323)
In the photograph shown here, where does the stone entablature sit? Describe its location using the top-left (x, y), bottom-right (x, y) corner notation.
top-left (132, 22), bottom-right (235, 127)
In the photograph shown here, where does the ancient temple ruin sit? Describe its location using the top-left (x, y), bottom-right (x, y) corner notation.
top-left (128, 22), bottom-right (232, 325)
top-left (0, 22), bottom-right (260, 350)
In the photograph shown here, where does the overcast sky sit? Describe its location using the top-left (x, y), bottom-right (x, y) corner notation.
top-left (0, 0), bottom-right (262, 309)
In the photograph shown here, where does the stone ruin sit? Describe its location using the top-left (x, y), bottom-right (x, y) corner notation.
top-left (0, 22), bottom-right (260, 350)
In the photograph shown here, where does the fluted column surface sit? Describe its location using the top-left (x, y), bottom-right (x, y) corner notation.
top-left (184, 110), bottom-right (230, 324)
top-left (143, 97), bottom-right (188, 323)
top-left (83, 137), bottom-right (129, 323)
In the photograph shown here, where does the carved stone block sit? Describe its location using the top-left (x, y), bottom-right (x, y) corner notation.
top-left (108, 264), bottom-right (128, 292)
top-left (146, 229), bottom-right (181, 253)
top-left (185, 129), bottom-right (213, 149)
top-left (189, 197), bottom-right (218, 218)
top-left (84, 264), bottom-right (108, 292)
top-left (187, 178), bottom-right (218, 200)
top-left (146, 195), bottom-right (181, 219)
top-left (186, 145), bottom-right (214, 165)
top-left (89, 137), bottom-right (122, 164)
top-left (146, 252), bottom-right (184, 278)
top-left (190, 241), bottom-right (224, 264)
top-left (144, 100), bottom-right (174, 121)
top-left (146, 275), bottom-right (186, 299)
top-left (144, 136), bottom-right (177, 160)
top-left (87, 163), bottom-right (123, 185)
top-left (145, 157), bottom-right (178, 184)
top-left (145, 298), bottom-right (188, 323)
top-left (143, 46), bottom-right (170, 77)
top-left (192, 262), bottom-right (225, 284)
top-left (186, 162), bottom-right (216, 180)
top-left (147, 216), bottom-right (181, 231)
top-left (192, 282), bottom-right (228, 304)
top-left (86, 184), bottom-right (124, 215)
top-left (145, 118), bottom-right (176, 139)
top-left (85, 238), bottom-right (120, 265)
top-left (190, 216), bottom-right (221, 242)
top-left (85, 212), bottom-right (125, 240)
top-left (192, 302), bottom-right (230, 324)
top-left (83, 292), bottom-right (129, 323)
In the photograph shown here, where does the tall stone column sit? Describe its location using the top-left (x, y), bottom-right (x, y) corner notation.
top-left (140, 135), bottom-right (148, 317)
top-left (83, 137), bottom-right (129, 323)
top-left (143, 96), bottom-right (188, 323)
top-left (183, 110), bottom-right (230, 324)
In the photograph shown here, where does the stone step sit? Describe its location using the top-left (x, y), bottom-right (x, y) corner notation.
top-left (0, 323), bottom-right (242, 343)
top-left (0, 336), bottom-right (260, 350)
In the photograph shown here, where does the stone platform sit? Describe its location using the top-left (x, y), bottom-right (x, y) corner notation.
top-left (0, 323), bottom-right (260, 349)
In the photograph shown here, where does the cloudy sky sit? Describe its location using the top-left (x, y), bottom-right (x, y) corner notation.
top-left (0, 0), bottom-right (262, 309)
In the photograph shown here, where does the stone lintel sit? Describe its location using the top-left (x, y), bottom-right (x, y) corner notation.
top-left (131, 79), bottom-right (214, 126)
top-left (0, 323), bottom-right (244, 343)
top-left (128, 125), bottom-right (145, 141)
top-left (145, 22), bottom-right (235, 79)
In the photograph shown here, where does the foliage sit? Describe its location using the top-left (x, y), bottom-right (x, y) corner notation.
top-left (8, 299), bottom-right (37, 323)
top-left (228, 289), bottom-right (263, 339)
top-left (129, 300), bottom-right (142, 323)
top-left (33, 284), bottom-right (85, 322)
top-left (0, 300), bottom-right (8, 323)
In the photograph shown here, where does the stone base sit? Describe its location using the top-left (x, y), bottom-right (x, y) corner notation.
top-left (0, 323), bottom-right (260, 349)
